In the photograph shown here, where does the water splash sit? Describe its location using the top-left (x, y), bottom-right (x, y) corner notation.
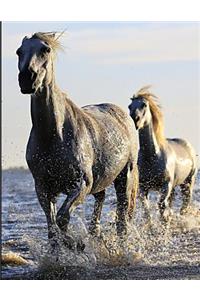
top-left (2, 169), bottom-right (200, 279)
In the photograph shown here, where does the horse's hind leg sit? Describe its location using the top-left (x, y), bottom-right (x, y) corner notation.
top-left (180, 174), bottom-right (195, 215)
top-left (128, 167), bottom-right (138, 220)
top-left (168, 188), bottom-right (175, 209)
top-left (114, 162), bottom-right (136, 236)
top-left (139, 190), bottom-right (152, 224)
top-left (89, 190), bottom-right (105, 236)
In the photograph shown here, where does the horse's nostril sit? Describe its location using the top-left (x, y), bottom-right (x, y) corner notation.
top-left (19, 69), bottom-right (36, 82)
top-left (28, 68), bottom-right (36, 78)
top-left (18, 68), bottom-right (37, 94)
top-left (31, 71), bottom-right (37, 80)
top-left (135, 116), bottom-right (140, 122)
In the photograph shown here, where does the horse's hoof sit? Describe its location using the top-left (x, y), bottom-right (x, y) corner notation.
top-left (49, 238), bottom-right (60, 256)
top-left (143, 222), bottom-right (156, 236)
top-left (160, 208), bottom-right (173, 225)
top-left (77, 240), bottom-right (85, 252)
top-left (61, 234), bottom-right (76, 250)
top-left (88, 224), bottom-right (101, 237)
top-left (160, 217), bottom-right (168, 227)
top-left (56, 214), bottom-right (70, 231)
top-left (180, 208), bottom-right (189, 215)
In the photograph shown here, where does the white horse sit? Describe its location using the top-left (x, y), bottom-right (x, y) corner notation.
top-left (128, 86), bottom-right (197, 223)
top-left (16, 32), bottom-right (139, 249)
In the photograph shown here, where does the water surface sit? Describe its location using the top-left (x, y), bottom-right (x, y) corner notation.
top-left (2, 168), bottom-right (200, 279)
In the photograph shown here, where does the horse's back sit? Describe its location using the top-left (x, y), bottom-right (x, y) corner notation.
top-left (83, 103), bottom-right (132, 124)
top-left (168, 138), bottom-right (196, 162)
top-left (82, 103), bottom-right (138, 193)
top-left (167, 138), bottom-right (196, 184)
top-left (83, 102), bottom-right (137, 142)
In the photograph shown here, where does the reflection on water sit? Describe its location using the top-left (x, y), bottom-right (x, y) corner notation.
top-left (2, 168), bottom-right (200, 279)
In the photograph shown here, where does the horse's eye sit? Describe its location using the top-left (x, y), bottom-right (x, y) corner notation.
top-left (141, 102), bottom-right (147, 109)
top-left (41, 46), bottom-right (51, 54)
top-left (135, 116), bottom-right (140, 122)
top-left (46, 47), bottom-right (51, 53)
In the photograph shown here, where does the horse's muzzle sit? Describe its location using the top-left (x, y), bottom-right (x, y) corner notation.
top-left (18, 70), bottom-right (37, 94)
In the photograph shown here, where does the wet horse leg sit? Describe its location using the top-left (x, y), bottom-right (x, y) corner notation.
top-left (56, 180), bottom-right (87, 231)
top-left (127, 166), bottom-right (138, 220)
top-left (55, 181), bottom-right (88, 251)
top-left (158, 182), bottom-right (173, 223)
top-left (139, 189), bottom-right (152, 225)
top-left (180, 175), bottom-right (195, 215)
top-left (89, 190), bottom-right (105, 236)
top-left (35, 184), bottom-right (58, 240)
top-left (168, 188), bottom-right (175, 209)
top-left (114, 162), bottom-right (133, 236)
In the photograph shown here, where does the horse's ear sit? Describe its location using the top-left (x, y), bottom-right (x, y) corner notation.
top-left (44, 33), bottom-right (56, 40)
top-left (22, 36), bottom-right (28, 42)
top-left (50, 33), bottom-right (56, 39)
top-left (130, 95), bottom-right (135, 101)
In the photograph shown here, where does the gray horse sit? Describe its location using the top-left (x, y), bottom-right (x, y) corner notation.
top-left (16, 32), bottom-right (138, 248)
top-left (128, 86), bottom-right (197, 223)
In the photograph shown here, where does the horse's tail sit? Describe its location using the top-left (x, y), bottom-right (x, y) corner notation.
top-left (128, 165), bottom-right (139, 220)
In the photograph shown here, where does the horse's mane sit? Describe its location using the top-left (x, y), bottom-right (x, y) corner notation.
top-left (31, 32), bottom-right (64, 52)
top-left (132, 85), bottom-right (166, 147)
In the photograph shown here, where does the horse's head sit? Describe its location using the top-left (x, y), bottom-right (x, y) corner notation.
top-left (128, 96), bottom-right (151, 130)
top-left (16, 35), bottom-right (52, 94)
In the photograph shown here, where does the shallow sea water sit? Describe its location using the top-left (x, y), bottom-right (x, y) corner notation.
top-left (1, 168), bottom-right (200, 279)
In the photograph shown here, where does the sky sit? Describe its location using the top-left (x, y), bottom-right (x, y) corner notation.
top-left (2, 22), bottom-right (200, 169)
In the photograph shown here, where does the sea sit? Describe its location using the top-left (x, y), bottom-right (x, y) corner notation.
top-left (1, 168), bottom-right (200, 279)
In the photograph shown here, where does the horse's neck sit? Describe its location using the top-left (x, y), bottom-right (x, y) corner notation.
top-left (31, 74), bottom-right (74, 144)
top-left (139, 122), bottom-right (161, 160)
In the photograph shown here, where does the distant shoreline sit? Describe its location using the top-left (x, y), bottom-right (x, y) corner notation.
top-left (2, 166), bottom-right (29, 172)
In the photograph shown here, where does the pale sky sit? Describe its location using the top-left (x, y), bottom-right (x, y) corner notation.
top-left (2, 22), bottom-right (200, 169)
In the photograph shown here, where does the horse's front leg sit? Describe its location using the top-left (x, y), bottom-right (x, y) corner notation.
top-left (158, 182), bottom-right (173, 223)
top-left (35, 184), bottom-right (59, 241)
top-left (56, 180), bottom-right (88, 251)
top-left (56, 178), bottom-right (88, 231)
